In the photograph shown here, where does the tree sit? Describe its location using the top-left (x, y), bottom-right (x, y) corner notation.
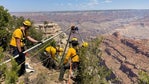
top-left (0, 6), bottom-right (12, 51)
top-left (0, 6), bottom-right (11, 29)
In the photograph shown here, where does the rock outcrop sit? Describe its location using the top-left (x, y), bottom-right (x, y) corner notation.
top-left (34, 23), bottom-right (61, 37)
top-left (34, 22), bottom-right (68, 49)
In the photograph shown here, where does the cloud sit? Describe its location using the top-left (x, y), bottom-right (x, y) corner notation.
top-left (74, 0), bottom-right (100, 10)
top-left (87, 0), bottom-right (100, 6)
top-left (56, 0), bottom-right (101, 10)
top-left (102, 0), bottom-right (112, 3)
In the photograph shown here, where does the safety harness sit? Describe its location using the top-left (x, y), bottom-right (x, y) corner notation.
top-left (20, 29), bottom-right (26, 45)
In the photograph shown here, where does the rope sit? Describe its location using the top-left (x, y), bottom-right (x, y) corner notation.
top-left (59, 26), bottom-right (85, 67)
top-left (77, 30), bottom-right (84, 43)
top-left (36, 56), bottom-right (51, 64)
top-left (18, 41), bottom-right (51, 67)
top-left (0, 27), bottom-right (70, 65)
top-left (27, 40), bottom-right (51, 60)
top-left (76, 23), bottom-right (87, 43)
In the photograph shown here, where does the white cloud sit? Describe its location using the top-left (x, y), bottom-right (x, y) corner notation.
top-left (87, 0), bottom-right (100, 6)
top-left (56, 0), bottom-right (102, 10)
top-left (73, 0), bottom-right (100, 10)
top-left (102, 0), bottom-right (112, 3)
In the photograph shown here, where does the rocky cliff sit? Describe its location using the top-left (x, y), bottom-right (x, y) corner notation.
top-left (101, 32), bottom-right (149, 84)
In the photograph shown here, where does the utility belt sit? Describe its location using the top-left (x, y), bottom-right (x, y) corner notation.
top-left (10, 45), bottom-right (24, 49)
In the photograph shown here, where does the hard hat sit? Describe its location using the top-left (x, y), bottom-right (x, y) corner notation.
top-left (71, 37), bottom-right (78, 41)
top-left (69, 37), bottom-right (79, 46)
top-left (23, 20), bottom-right (31, 27)
top-left (82, 42), bottom-right (88, 47)
top-left (59, 48), bottom-right (64, 52)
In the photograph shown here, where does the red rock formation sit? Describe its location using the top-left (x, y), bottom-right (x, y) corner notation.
top-left (101, 32), bottom-right (149, 84)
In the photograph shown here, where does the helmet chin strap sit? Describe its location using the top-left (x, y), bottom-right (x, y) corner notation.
top-left (24, 26), bottom-right (29, 30)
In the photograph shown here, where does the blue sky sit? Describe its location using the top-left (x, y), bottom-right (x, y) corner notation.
top-left (0, 0), bottom-right (149, 12)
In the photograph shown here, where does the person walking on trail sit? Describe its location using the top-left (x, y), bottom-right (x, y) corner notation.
top-left (9, 20), bottom-right (41, 76)
top-left (59, 37), bottom-right (80, 81)
top-left (42, 45), bottom-right (63, 70)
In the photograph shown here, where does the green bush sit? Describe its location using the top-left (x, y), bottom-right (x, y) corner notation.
top-left (0, 47), bottom-right (7, 81)
top-left (138, 70), bottom-right (149, 84)
top-left (0, 47), bottom-right (19, 84)
top-left (4, 57), bottom-right (19, 84)
top-left (0, 6), bottom-right (11, 28)
top-left (77, 37), bottom-right (111, 84)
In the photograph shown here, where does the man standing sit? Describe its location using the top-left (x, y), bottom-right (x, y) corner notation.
top-left (10, 20), bottom-right (40, 76)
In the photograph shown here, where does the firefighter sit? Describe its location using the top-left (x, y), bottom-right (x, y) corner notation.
top-left (59, 37), bottom-right (80, 81)
top-left (9, 20), bottom-right (41, 76)
top-left (42, 45), bottom-right (64, 69)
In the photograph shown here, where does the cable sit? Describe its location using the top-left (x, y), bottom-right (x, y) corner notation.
top-left (77, 30), bottom-right (84, 43)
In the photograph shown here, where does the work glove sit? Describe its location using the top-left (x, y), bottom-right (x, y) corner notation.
top-left (19, 52), bottom-right (25, 56)
top-left (18, 52), bottom-right (25, 59)
top-left (37, 41), bottom-right (43, 44)
top-left (18, 52), bottom-right (25, 63)
top-left (75, 27), bottom-right (79, 31)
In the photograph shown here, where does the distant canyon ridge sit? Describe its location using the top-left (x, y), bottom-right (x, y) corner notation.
top-left (11, 10), bottom-right (149, 40)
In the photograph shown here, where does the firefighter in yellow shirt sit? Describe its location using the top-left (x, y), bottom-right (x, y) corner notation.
top-left (9, 20), bottom-right (41, 76)
top-left (42, 46), bottom-right (63, 69)
top-left (59, 37), bottom-right (80, 81)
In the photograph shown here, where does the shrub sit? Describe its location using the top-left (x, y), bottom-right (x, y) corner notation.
top-left (138, 70), bottom-right (149, 84)
top-left (0, 47), bottom-right (19, 84)
top-left (77, 37), bottom-right (111, 84)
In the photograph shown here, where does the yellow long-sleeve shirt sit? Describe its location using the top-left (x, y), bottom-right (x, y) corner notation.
top-left (64, 47), bottom-right (79, 64)
top-left (10, 28), bottom-right (25, 47)
top-left (45, 46), bottom-right (57, 60)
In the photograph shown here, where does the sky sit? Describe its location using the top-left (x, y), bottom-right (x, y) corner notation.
top-left (0, 0), bottom-right (149, 12)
